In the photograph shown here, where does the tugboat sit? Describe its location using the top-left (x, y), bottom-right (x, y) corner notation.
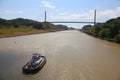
top-left (23, 54), bottom-right (46, 74)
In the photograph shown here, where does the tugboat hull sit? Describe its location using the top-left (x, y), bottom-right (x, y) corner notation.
top-left (23, 56), bottom-right (46, 74)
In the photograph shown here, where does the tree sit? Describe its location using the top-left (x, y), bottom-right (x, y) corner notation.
top-left (82, 25), bottom-right (92, 30)
top-left (115, 34), bottom-right (120, 43)
top-left (98, 29), bottom-right (110, 38)
top-left (32, 23), bottom-right (43, 29)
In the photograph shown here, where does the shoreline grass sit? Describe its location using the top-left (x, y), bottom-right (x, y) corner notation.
top-left (0, 27), bottom-right (48, 38)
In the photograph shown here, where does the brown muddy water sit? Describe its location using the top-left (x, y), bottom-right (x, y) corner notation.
top-left (0, 30), bottom-right (120, 80)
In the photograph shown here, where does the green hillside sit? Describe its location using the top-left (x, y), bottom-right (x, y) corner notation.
top-left (81, 17), bottom-right (120, 43)
top-left (0, 18), bottom-right (69, 38)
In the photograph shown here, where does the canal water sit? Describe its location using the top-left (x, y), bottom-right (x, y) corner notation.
top-left (0, 30), bottom-right (120, 80)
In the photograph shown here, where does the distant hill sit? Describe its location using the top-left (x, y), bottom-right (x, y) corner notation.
top-left (0, 18), bottom-right (69, 38)
top-left (0, 18), bottom-right (43, 29)
top-left (81, 17), bottom-right (120, 43)
top-left (42, 22), bottom-right (69, 31)
top-left (0, 18), bottom-right (69, 30)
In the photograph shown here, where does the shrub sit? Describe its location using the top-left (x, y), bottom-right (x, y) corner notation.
top-left (98, 29), bottom-right (110, 38)
top-left (115, 34), bottom-right (120, 43)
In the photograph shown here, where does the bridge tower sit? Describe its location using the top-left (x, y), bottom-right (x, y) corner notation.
top-left (44, 10), bottom-right (97, 26)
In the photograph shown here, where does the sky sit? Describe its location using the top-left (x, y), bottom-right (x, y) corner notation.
top-left (0, 0), bottom-right (120, 28)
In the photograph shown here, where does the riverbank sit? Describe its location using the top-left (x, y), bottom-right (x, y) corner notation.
top-left (0, 18), bottom-right (69, 38)
top-left (0, 27), bottom-right (61, 38)
top-left (81, 17), bottom-right (120, 43)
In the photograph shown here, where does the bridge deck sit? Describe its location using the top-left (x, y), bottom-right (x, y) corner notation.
top-left (47, 21), bottom-right (95, 24)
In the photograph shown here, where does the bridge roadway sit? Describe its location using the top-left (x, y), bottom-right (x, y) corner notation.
top-left (48, 21), bottom-right (95, 24)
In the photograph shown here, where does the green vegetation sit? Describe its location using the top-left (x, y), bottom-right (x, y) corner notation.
top-left (81, 17), bottom-right (120, 43)
top-left (0, 18), bottom-right (44, 29)
top-left (0, 18), bottom-right (69, 38)
top-left (0, 27), bottom-right (46, 37)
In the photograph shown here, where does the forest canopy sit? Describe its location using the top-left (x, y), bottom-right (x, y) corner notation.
top-left (81, 17), bottom-right (120, 43)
